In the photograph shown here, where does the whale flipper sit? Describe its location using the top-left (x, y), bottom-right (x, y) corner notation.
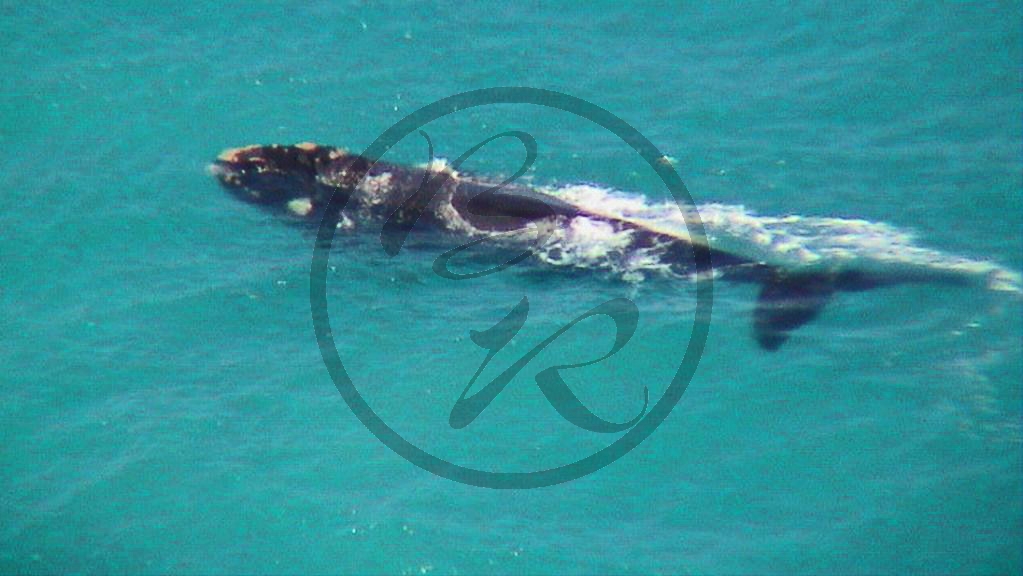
top-left (753, 272), bottom-right (836, 350)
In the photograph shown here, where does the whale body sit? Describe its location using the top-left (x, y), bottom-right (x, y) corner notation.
top-left (210, 143), bottom-right (1020, 350)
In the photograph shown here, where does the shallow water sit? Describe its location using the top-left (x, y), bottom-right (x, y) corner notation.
top-left (3, 2), bottom-right (1022, 574)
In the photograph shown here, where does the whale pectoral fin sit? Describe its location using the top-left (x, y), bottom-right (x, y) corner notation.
top-left (753, 272), bottom-right (836, 350)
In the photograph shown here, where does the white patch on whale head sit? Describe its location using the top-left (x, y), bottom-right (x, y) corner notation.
top-left (356, 172), bottom-right (393, 204)
top-left (286, 197), bottom-right (314, 216)
top-left (216, 145), bottom-right (263, 163)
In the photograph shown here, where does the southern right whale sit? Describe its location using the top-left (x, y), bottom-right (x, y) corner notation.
top-left (209, 143), bottom-right (1021, 350)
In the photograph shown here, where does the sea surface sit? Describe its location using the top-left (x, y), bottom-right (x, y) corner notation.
top-left (3, 2), bottom-right (1022, 574)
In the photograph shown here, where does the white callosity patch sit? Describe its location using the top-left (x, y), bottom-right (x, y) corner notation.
top-left (546, 184), bottom-right (1022, 292)
top-left (216, 145), bottom-right (261, 163)
top-left (356, 172), bottom-right (393, 206)
top-left (286, 197), bottom-right (314, 217)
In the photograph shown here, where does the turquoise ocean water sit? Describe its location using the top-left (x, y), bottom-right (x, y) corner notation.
top-left (3, 2), bottom-right (1022, 574)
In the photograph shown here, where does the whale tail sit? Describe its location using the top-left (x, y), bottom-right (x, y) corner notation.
top-left (750, 267), bottom-right (979, 350)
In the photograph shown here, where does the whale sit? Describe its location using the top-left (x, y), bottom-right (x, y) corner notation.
top-left (210, 143), bottom-right (1020, 350)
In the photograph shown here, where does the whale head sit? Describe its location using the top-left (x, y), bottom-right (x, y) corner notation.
top-left (209, 143), bottom-right (339, 216)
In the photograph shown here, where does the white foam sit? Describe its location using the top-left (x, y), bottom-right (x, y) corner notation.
top-left (415, 157), bottom-right (459, 177)
top-left (538, 184), bottom-right (1022, 292)
top-left (535, 216), bottom-right (634, 272)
